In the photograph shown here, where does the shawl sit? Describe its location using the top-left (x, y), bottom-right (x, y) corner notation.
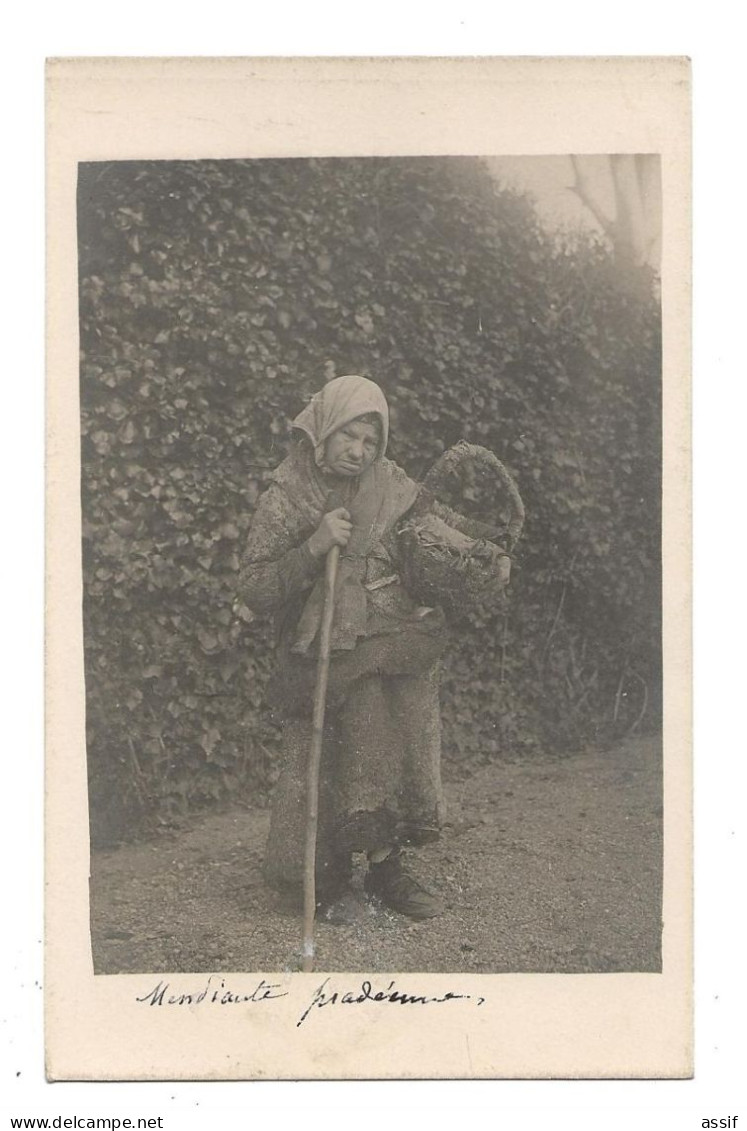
top-left (273, 377), bottom-right (418, 652)
top-left (291, 374), bottom-right (390, 465)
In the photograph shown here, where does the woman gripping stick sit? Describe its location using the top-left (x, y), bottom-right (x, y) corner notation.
top-left (240, 374), bottom-right (513, 923)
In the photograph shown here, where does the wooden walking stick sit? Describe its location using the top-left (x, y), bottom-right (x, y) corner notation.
top-left (302, 542), bottom-right (341, 972)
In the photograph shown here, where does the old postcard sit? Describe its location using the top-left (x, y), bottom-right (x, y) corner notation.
top-left (45, 56), bottom-right (691, 1079)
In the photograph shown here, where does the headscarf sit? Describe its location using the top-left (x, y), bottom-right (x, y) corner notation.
top-left (291, 375), bottom-right (389, 466)
top-left (272, 376), bottom-right (418, 652)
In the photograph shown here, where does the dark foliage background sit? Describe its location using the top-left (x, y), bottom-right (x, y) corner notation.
top-left (77, 156), bottom-right (661, 846)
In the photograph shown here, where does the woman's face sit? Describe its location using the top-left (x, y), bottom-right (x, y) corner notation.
top-left (323, 418), bottom-right (380, 477)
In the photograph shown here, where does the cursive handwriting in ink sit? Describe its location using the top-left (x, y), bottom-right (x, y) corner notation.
top-left (135, 975), bottom-right (288, 1008)
top-left (297, 978), bottom-right (486, 1027)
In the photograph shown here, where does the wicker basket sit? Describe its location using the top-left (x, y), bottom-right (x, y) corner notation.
top-left (397, 441), bottom-right (524, 618)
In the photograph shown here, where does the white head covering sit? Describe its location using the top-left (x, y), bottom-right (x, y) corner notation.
top-left (291, 375), bottom-right (389, 466)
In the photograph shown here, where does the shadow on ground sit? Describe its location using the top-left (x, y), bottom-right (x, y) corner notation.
top-left (90, 735), bottom-right (662, 974)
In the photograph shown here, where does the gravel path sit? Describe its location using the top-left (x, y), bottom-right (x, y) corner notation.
top-left (90, 734), bottom-right (662, 974)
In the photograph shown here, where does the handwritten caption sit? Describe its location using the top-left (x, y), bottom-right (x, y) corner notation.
top-left (296, 978), bottom-right (486, 1027)
top-left (135, 975), bottom-right (486, 1027)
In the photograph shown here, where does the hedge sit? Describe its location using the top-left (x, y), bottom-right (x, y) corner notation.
top-left (77, 156), bottom-right (661, 845)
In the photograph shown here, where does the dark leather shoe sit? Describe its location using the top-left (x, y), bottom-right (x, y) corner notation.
top-left (314, 852), bottom-right (353, 910)
top-left (318, 888), bottom-right (368, 926)
top-left (364, 854), bottom-right (443, 919)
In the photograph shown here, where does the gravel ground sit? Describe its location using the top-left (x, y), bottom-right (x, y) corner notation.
top-left (90, 734), bottom-right (662, 974)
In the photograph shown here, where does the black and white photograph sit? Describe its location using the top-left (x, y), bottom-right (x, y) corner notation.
top-left (79, 152), bottom-right (663, 976)
top-left (45, 56), bottom-right (691, 1081)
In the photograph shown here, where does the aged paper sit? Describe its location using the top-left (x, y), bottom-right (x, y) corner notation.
top-left (46, 56), bottom-right (691, 1080)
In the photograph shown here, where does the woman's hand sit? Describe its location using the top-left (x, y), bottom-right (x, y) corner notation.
top-left (307, 508), bottom-right (353, 558)
top-left (496, 553), bottom-right (511, 587)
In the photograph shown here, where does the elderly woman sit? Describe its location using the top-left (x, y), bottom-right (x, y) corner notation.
top-left (240, 375), bottom-right (452, 920)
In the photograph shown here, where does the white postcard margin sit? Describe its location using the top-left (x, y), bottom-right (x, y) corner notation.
top-left (45, 56), bottom-right (691, 1080)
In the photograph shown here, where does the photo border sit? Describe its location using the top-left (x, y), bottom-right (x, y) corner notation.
top-left (45, 55), bottom-right (691, 1081)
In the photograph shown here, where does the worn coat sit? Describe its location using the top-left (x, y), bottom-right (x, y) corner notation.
top-left (240, 399), bottom-right (448, 894)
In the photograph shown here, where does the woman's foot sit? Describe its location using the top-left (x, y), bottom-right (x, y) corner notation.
top-left (364, 853), bottom-right (443, 919)
top-left (318, 888), bottom-right (369, 926)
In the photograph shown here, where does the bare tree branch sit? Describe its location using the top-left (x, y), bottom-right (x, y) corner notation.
top-left (569, 155), bottom-right (616, 238)
top-left (610, 156), bottom-right (648, 267)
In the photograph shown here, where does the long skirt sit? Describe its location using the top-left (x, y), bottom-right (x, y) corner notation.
top-left (263, 663), bottom-right (444, 896)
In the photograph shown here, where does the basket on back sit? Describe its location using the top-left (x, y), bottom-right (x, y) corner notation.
top-left (397, 441), bottom-right (525, 619)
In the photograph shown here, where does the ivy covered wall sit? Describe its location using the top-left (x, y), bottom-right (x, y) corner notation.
top-left (78, 156), bottom-right (661, 845)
